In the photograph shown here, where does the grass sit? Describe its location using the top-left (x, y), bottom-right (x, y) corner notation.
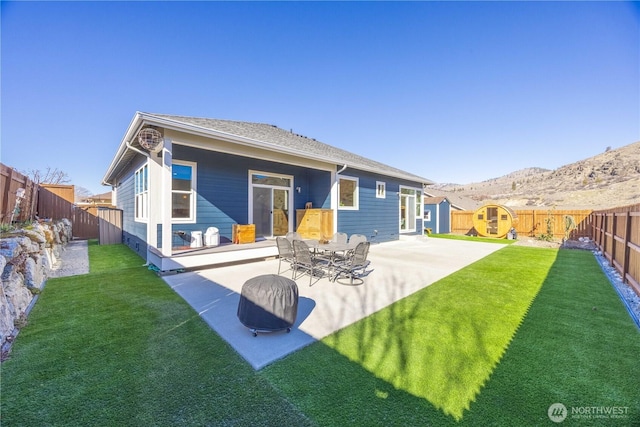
top-left (2, 242), bottom-right (639, 426)
top-left (0, 241), bottom-right (313, 426)
top-left (263, 247), bottom-right (640, 426)
top-left (428, 233), bottom-right (515, 245)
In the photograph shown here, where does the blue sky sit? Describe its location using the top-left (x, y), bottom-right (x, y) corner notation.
top-left (2, 1), bottom-right (638, 195)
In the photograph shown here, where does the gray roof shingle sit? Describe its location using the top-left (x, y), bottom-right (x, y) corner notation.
top-left (150, 113), bottom-right (433, 184)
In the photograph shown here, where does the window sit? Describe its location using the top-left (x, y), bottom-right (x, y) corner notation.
top-left (134, 164), bottom-right (148, 222)
top-left (424, 210), bottom-right (431, 221)
top-left (338, 176), bottom-right (359, 210)
top-left (172, 161), bottom-right (196, 222)
top-left (376, 181), bottom-right (386, 199)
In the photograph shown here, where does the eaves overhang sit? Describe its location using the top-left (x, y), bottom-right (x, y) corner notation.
top-left (102, 112), bottom-right (434, 186)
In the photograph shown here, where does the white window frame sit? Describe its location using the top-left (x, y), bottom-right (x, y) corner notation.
top-left (171, 160), bottom-right (197, 223)
top-left (376, 181), bottom-right (386, 199)
top-left (424, 210), bottom-right (431, 221)
top-left (134, 163), bottom-right (148, 223)
top-left (338, 175), bottom-right (359, 210)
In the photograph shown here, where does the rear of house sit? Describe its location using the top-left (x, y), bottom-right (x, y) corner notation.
top-left (102, 113), bottom-right (432, 270)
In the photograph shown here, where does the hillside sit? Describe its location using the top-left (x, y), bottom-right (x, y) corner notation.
top-left (431, 141), bottom-right (640, 210)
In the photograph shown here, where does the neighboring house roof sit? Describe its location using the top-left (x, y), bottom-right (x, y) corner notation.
top-left (78, 191), bottom-right (112, 204)
top-left (102, 112), bottom-right (434, 186)
top-left (423, 196), bottom-right (449, 205)
top-left (424, 189), bottom-right (481, 211)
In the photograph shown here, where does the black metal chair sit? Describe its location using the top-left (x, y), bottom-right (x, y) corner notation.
top-left (292, 239), bottom-right (329, 286)
top-left (276, 237), bottom-right (295, 277)
top-left (332, 241), bottom-right (372, 285)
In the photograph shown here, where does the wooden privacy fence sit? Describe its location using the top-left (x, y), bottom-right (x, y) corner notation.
top-left (1, 163), bottom-right (120, 242)
top-left (37, 187), bottom-right (99, 239)
top-left (591, 204), bottom-right (640, 297)
top-left (451, 209), bottom-right (593, 239)
top-left (452, 205), bottom-right (640, 297)
top-left (97, 208), bottom-right (123, 245)
top-left (0, 164), bottom-right (38, 224)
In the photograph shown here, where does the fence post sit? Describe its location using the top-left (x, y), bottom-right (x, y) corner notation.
top-left (611, 212), bottom-right (618, 267)
top-left (2, 166), bottom-right (14, 222)
top-left (622, 211), bottom-right (631, 285)
top-left (532, 210), bottom-right (536, 237)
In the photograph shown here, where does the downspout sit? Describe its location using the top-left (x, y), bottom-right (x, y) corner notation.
top-left (333, 165), bottom-right (348, 234)
top-left (126, 139), bottom-right (150, 158)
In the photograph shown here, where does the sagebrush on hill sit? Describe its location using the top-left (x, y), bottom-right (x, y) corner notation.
top-left (431, 141), bottom-right (640, 210)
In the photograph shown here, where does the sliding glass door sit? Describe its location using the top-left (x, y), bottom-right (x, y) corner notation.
top-left (250, 171), bottom-right (292, 239)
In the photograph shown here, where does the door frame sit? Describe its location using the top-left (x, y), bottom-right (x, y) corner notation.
top-left (248, 170), bottom-right (294, 238)
top-left (399, 185), bottom-right (422, 233)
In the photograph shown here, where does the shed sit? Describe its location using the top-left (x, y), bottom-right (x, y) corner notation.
top-left (472, 204), bottom-right (518, 238)
top-left (423, 196), bottom-right (451, 234)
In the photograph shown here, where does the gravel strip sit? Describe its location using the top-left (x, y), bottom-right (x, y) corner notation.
top-left (594, 251), bottom-right (640, 329)
top-left (48, 240), bottom-right (89, 278)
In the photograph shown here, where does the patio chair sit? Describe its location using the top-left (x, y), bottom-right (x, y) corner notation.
top-left (331, 232), bottom-right (348, 244)
top-left (286, 231), bottom-right (302, 241)
top-left (292, 239), bottom-right (330, 286)
top-left (332, 241), bottom-right (372, 286)
top-left (276, 237), bottom-right (295, 277)
top-left (348, 234), bottom-right (367, 245)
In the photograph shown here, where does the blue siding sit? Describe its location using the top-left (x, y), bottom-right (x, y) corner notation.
top-left (423, 205), bottom-right (437, 232)
top-left (424, 200), bottom-right (452, 233)
top-left (441, 201), bottom-right (451, 233)
top-left (115, 158), bottom-right (148, 256)
top-left (114, 146), bottom-right (425, 251)
top-left (337, 169), bottom-right (423, 243)
top-left (173, 145), bottom-right (332, 242)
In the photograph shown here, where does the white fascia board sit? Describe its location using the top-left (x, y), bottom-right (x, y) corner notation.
top-left (102, 112), bottom-right (147, 185)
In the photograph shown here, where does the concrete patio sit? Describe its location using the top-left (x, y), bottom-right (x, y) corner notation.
top-left (162, 236), bottom-right (505, 370)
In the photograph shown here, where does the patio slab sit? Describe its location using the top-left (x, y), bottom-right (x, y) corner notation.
top-left (162, 237), bottom-right (505, 370)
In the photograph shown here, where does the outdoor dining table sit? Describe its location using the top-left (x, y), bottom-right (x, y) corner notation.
top-left (304, 239), bottom-right (357, 258)
top-left (303, 239), bottom-right (357, 276)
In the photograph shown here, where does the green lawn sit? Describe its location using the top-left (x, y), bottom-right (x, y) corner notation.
top-left (2, 242), bottom-right (639, 426)
top-left (428, 233), bottom-right (515, 244)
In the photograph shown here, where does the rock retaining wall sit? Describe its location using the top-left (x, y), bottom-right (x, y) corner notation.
top-left (0, 219), bottom-right (72, 351)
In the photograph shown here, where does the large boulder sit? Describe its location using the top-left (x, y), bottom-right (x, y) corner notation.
top-left (0, 219), bottom-right (72, 350)
top-left (0, 256), bottom-right (13, 344)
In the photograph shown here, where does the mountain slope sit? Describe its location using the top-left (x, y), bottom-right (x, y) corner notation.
top-left (431, 141), bottom-right (640, 210)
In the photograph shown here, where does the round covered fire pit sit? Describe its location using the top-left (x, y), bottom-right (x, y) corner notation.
top-left (237, 274), bottom-right (298, 337)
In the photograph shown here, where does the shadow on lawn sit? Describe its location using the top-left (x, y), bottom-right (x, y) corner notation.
top-left (314, 247), bottom-right (559, 422)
